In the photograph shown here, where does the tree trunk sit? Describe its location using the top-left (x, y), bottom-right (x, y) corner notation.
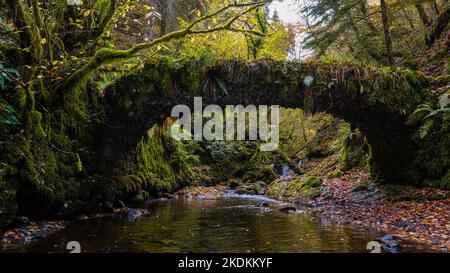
top-left (414, 1), bottom-right (431, 26)
top-left (380, 0), bottom-right (394, 66)
top-left (426, 4), bottom-right (450, 46)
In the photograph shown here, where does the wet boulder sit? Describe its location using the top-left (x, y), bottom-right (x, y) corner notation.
top-left (121, 209), bottom-right (145, 222)
top-left (378, 235), bottom-right (401, 253)
top-left (227, 179), bottom-right (243, 189)
top-left (279, 207), bottom-right (296, 212)
top-left (235, 181), bottom-right (267, 195)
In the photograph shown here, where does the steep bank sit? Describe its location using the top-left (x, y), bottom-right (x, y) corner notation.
top-left (260, 117), bottom-right (449, 251)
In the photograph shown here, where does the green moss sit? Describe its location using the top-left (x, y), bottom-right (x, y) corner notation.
top-left (267, 176), bottom-right (322, 201)
top-left (339, 130), bottom-right (368, 172)
top-left (302, 188), bottom-right (321, 199)
top-left (184, 69), bottom-right (202, 95)
top-left (1, 55), bottom-right (448, 225)
top-left (328, 169), bottom-right (343, 179)
top-left (410, 109), bottom-right (450, 188)
top-left (161, 70), bottom-right (172, 93)
top-left (132, 124), bottom-right (201, 197)
top-left (302, 176), bottom-right (322, 188)
top-left (228, 179), bottom-right (243, 188)
top-left (9, 136), bottom-right (81, 217)
top-left (243, 166), bottom-right (277, 183)
top-left (353, 182), bottom-right (369, 192)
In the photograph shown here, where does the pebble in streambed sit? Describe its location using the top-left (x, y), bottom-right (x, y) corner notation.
top-left (378, 235), bottom-right (401, 253)
top-left (279, 207), bottom-right (297, 213)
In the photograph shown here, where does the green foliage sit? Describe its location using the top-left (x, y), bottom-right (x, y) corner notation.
top-left (0, 61), bottom-right (20, 90)
top-left (0, 101), bottom-right (20, 127)
top-left (17, 140), bottom-right (68, 215)
top-left (301, 0), bottom-right (448, 69)
top-left (172, 4), bottom-right (294, 62)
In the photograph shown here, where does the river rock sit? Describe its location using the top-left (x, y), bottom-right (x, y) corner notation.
top-left (228, 179), bottom-right (243, 189)
top-left (279, 207), bottom-right (296, 212)
top-left (235, 181), bottom-right (267, 195)
top-left (121, 209), bottom-right (145, 222)
top-left (378, 235), bottom-right (400, 253)
top-left (384, 242), bottom-right (400, 253)
top-left (78, 215), bottom-right (89, 221)
top-left (235, 187), bottom-right (253, 195)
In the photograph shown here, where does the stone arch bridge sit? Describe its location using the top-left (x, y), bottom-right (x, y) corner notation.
top-left (98, 59), bottom-right (441, 184)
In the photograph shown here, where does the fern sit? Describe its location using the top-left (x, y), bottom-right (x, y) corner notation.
top-left (0, 61), bottom-right (20, 90)
top-left (425, 107), bottom-right (450, 119)
top-left (0, 102), bottom-right (20, 126)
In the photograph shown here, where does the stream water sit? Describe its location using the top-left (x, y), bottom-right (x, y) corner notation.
top-left (7, 193), bottom-right (431, 253)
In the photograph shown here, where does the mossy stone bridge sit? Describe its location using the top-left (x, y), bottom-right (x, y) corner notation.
top-left (98, 59), bottom-right (442, 184)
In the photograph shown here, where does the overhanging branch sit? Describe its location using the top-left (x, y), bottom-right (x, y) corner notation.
top-left (61, 1), bottom-right (269, 97)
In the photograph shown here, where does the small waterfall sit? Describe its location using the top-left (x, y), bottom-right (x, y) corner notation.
top-left (278, 165), bottom-right (295, 198)
top-left (279, 165), bottom-right (292, 185)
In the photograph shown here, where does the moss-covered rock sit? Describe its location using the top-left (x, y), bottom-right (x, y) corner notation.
top-left (302, 188), bottom-right (321, 199)
top-left (339, 130), bottom-right (368, 172)
top-left (353, 182), bottom-right (369, 192)
top-left (235, 181), bottom-right (267, 195)
top-left (130, 124), bottom-right (202, 198)
top-left (302, 176), bottom-right (322, 188)
top-left (267, 176), bottom-right (322, 201)
top-left (227, 179), bottom-right (243, 189)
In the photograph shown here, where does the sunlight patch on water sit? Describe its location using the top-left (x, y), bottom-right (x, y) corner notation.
top-left (220, 190), bottom-right (288, 205)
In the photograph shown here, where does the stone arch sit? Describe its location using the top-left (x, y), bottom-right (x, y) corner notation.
top-left (97, 59), bottom-right (436, 184)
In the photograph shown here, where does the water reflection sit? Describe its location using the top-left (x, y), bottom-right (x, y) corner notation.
top-left (13, 196), bottom-right (430, 253)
